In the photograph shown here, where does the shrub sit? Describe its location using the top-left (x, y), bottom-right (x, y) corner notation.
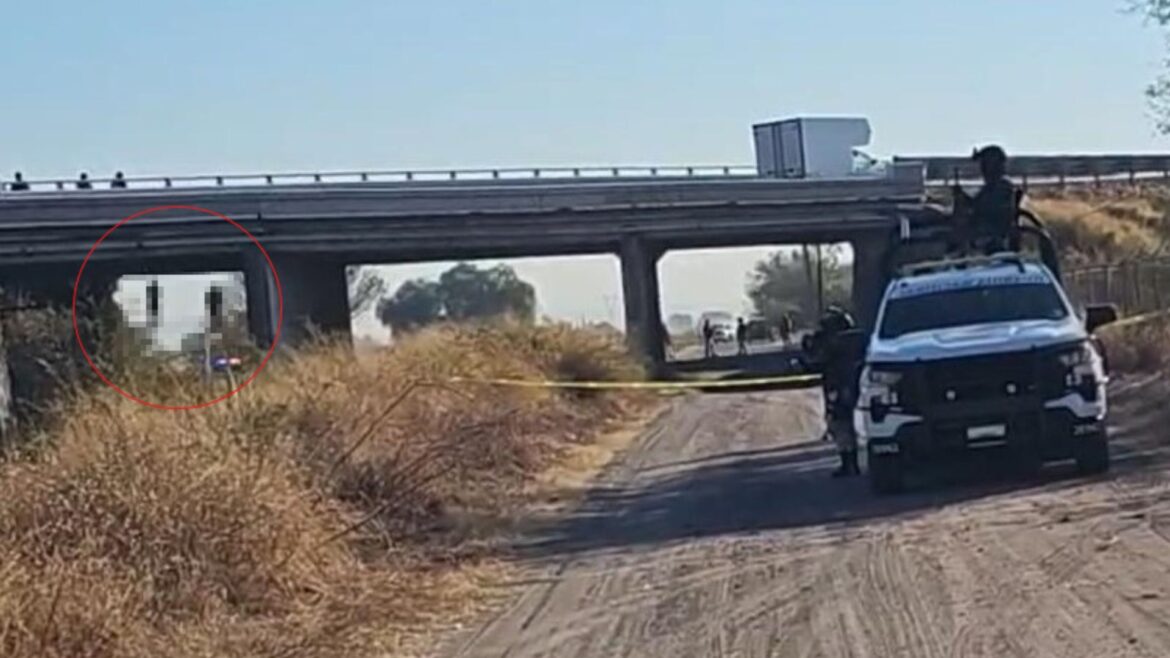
top-left (1098, 311), bottom-right (1170, 374)
top-left (0, 320), bottom-right (647, 657)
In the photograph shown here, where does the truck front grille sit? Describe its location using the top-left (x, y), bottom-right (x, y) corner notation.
top-left (896, 350), bottom-right (1056, 413)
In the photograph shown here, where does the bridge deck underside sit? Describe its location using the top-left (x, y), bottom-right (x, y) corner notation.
top-left (0, 201), bottom-right (908, 272)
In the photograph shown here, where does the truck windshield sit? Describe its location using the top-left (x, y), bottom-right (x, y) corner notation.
top-left (879, 283), bottom-right (1070, 339)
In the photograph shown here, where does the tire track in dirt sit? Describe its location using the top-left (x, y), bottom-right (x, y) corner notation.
top-left (435, 381), bottom-right (1170, 658)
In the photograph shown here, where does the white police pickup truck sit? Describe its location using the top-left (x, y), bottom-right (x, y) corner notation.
top-left (854, 252), bottom-right (1118, 494)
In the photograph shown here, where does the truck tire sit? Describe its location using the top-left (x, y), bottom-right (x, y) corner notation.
top-left (868, 448), bottom-right (904, 494)
top-left (1076, 432), bottom-right (1110, 476)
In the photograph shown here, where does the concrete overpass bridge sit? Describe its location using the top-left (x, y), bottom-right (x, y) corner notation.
top-left (1, 149), bottom-right (1168, 369)
top-left (0, 162), bottom-right (933, 363)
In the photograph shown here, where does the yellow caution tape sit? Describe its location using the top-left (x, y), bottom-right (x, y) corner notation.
top-left (449, 373), bottom-right (822, 390)
top-left (1106, 309), bottom-right (1170, 330)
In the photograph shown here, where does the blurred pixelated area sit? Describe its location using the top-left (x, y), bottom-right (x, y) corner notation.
top-left (0, 272), bottom-right (253, 426)
top-left (117, 272), bottom-right (248, 353)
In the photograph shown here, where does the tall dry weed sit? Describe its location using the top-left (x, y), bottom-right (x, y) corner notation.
top-left (1098, 311), bottom-right (1170, 374)
top-left (0, 319), bottom-right (646, 657)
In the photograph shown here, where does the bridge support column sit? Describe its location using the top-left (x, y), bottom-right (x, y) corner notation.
top-left (0, 268), bottom-right (120, 431)
top-left (0, 268), bottom-right (120, 353)
top-left (619, 235), bottom-right (665, 374)
top-left (243, 253), bottom-right (351, 349)
top-left (850, 234), bottom-right (889, 332)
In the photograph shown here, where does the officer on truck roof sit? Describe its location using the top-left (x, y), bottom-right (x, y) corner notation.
top-left (952, 145), bottom-right (1020, 254)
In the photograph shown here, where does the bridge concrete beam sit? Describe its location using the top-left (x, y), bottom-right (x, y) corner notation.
top-left (619, 235), bottom-right (665, 374)
top-left (243, 253), bottom-right (351, 350)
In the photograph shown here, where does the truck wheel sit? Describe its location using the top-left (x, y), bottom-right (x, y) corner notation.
top-left (868, 449), bottom-right (904, 494)
top-left (1076, 432), bottom-right (1110, 476)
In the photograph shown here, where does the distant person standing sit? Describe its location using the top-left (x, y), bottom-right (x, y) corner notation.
top-left (9, 172), bottom-right (29, 191)
top-left (76, 172), bottom-right (92, 190)
top-left (778, 313), bottom-right (794, 347)
top-left (702, 319), bottom-right (714, 358)
top-left (110, 171), bottom-right (127, 189)
top-left (735, 317), bottom-right (748, 356)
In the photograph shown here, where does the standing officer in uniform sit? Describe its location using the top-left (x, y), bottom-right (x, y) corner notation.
top-left (701, 318), bottom-right (715, 359)
top-left (953, 145), bottom-right (1020, 254)
top-left (815, 306), bottom-right (863, 476)
top-left (778, 312), bottom-right (794, 347)
top-left (735, 317), bottom-right (748, 356)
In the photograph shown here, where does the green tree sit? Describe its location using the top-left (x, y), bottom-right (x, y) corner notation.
top-left (347, 266), bottom-right (387, 318)
top-left (376, 263), bottom-right (537, 333)
top-left (1131, 1), bottom-right (1170, 132)
top-left (377, 279), bottom-right (443, 332)
top-left (746, 246), bottom-right (851, 328)
top-left (438, 263), bottom-right (536, 322)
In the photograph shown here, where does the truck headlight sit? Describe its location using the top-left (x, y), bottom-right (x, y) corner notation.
top-left (1055, 341), bottom-right (1104, 398)
top-left (866, 368), bottom-right (903, 386)
top-left (1057, 341), bottom-right (1095, 368)
top-left (860, 366), bottom-right (902, 420)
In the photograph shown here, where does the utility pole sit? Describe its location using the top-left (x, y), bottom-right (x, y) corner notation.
top-left (816, 244), bottom-right (825, 318)
top-left (801, 244), bottom-right (815, 320)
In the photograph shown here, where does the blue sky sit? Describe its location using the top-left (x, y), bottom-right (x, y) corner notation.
top-left (4, 0), bottom-right (1169, 342)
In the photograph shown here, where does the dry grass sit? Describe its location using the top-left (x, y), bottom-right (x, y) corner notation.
top-left (1097, 311), bottom-right (1170, 374)
top-left (0, 320), bottom-right (651, 658)
top-left (928, 185), bottom-right (1170, 265)
top-left (1027, 189), bottom-right (1170, 266)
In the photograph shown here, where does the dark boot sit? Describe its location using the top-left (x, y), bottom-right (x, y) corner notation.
top-left (832, 450), bottom-right (861, 478)
top-left (832, 451), bottom-right (851, 478)
top-left (846, 450), bottom-right (861, 476)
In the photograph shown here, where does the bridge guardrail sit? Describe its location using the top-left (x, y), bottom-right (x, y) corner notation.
top-left (896, 154), bottom-right (1170, 184)
top-left (1, 165), bottom-right (760, 194)
top-left (4, 155), bottom-right (1170, 194)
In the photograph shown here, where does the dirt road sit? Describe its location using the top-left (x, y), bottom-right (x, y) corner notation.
top-left (436, 377), bottom-right (1170, 658)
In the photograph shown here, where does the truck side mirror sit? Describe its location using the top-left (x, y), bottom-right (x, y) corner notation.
top-left (1085, 304), bottom-right (1118, 333)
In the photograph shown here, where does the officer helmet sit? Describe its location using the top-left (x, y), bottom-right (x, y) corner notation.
top-left (972, 145), bottom-right (1007, 166)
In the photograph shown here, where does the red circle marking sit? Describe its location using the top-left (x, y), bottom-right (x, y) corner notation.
top-left (72, 205), bottom-right (284, 410)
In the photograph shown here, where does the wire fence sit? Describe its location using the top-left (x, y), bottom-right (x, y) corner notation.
top-left (1064, 259), bottom-right (1170, 316)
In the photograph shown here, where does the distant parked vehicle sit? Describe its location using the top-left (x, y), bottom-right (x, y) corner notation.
top-left (745, 318), bottom-right (772, 342)
top-left (712, 322), bottom-right (735, 343)
top-left (697, 311), bottom-right (735, 343)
